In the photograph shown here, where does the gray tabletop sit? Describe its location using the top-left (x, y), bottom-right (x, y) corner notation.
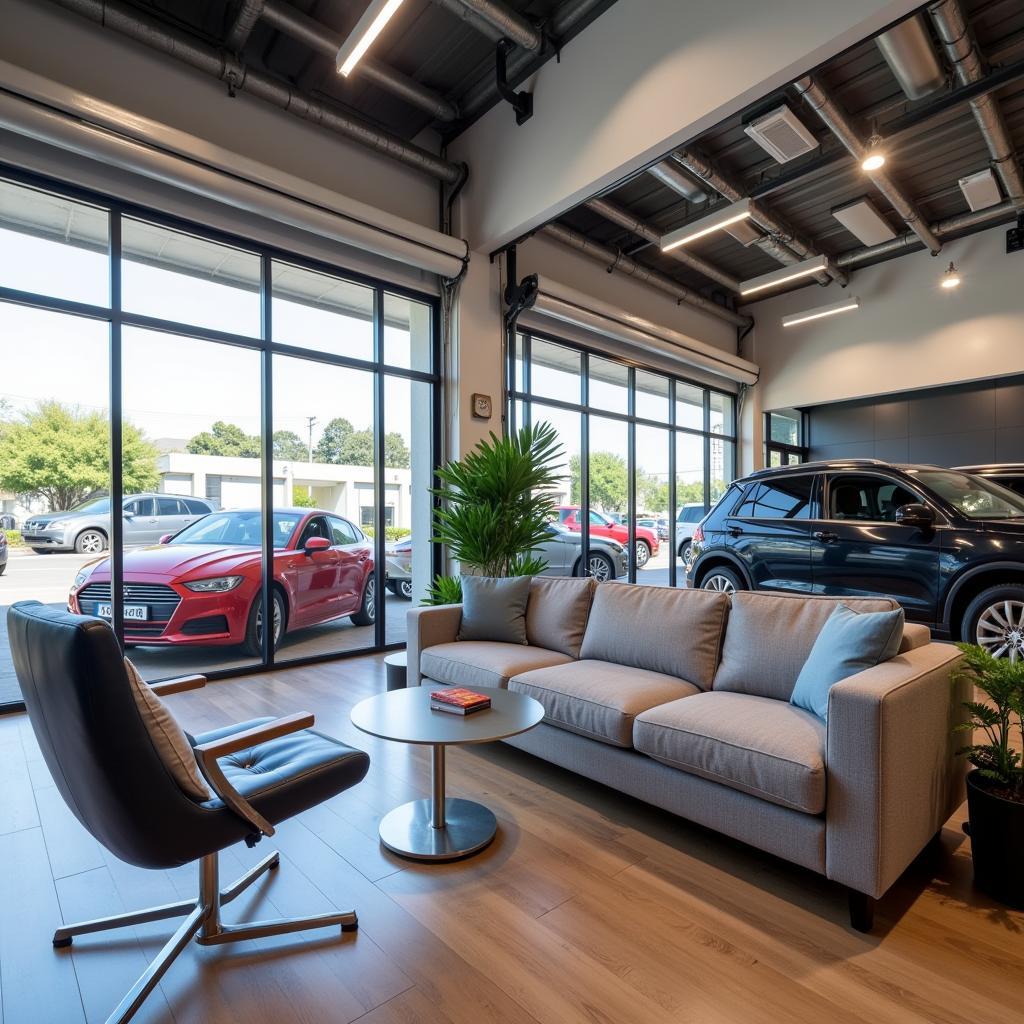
top-left (350, 685), bottom-right (544, 746)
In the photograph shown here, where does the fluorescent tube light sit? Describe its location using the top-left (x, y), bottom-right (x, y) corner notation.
top-left (660, 199), bottom-right (752, 251)
top-left (781, 296), bottom-right (860, 327)
top-left (336, 0), bottom-right (406, 77)
top-left (739, 255), bottom-right (828, 296)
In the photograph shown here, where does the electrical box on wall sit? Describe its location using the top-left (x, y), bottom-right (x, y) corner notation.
top-left (1007, 214), bottom-right (1024, 254)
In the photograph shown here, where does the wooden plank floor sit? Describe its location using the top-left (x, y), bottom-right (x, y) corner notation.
top-left (2, 654), bottom-right (1023, 1024)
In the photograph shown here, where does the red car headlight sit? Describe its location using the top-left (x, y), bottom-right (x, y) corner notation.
top-left (183, 575), bottom-right (244, 593)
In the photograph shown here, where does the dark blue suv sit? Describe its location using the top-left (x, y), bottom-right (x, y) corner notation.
top-left (686, 459), bottom-right (1024, 660)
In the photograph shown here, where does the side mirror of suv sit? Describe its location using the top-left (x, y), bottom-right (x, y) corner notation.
top-left (895, 503), bottom-right (935, 531)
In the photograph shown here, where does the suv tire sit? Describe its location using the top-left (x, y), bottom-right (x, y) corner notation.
top-left (962, 584), bottom-right (1024, 661)
top-left (635, 540), bottom-right (651, 569)
top-left (75, 529), bottom-right (107, 555)
top-left (699, 566), bottom-right (744, 595)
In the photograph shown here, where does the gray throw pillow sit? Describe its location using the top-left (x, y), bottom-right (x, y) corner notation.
top-left (458, 575), bottom-right (532, 645)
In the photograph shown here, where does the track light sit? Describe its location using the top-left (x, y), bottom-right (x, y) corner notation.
top-left (861, 133), bottom-right (886, 172)
top-left (941, 262), bottom-right (961, 289)
top-left (336, 0), bottom-right (406, 77)
top-left (739, 255), bottom-right (829, 296)
top-left (781, 297), bottom-right (860, 327)
top-left (660, 199), bottom-right (752, 251)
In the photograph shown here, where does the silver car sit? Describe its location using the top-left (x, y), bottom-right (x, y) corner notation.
top-left (21, 493), bottom-right (216, 554)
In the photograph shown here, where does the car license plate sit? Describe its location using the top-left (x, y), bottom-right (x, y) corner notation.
top-left (96, 603), bottom-right (149, 620)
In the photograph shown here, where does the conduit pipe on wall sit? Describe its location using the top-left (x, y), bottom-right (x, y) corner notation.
top-left (529, 277), bottom-right (759, 386)
top-left (929, 0), bottom-right (1024, 209)
top-left (432, 0), bottom-right (542, 51)
top-left (542, 222), bottom-right (751, 329)
top-left (260, 0), bottom-right (459, 122)
top-left (793, 76), bottom-right (943, 253)
top-left (46, 0), bottom-right (464, 185)
top-left (0, 66), bottom-right (469, 277)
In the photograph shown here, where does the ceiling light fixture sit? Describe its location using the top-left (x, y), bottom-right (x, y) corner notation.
top-left (781, 296), bottom-right (860, 327)
top-left (861, 133), bottom-right (886, 172)
top-left (660, 199), bottom-right (752, 251)
top-left (941, 262), bottom-right (962, 289)
top-left (336, 0), bottom-right (406, 77)
top-left (739, 255), bottom-right (829, 296)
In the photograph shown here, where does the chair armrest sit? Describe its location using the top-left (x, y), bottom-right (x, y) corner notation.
top-left (150, 674), bottom-right (207, 696)
top-left (406, 604), bottom-right (462, 686)
top-left (193, 712), bottom-right (315, 837)
top-left (825, 643), bottom-right (968, 899)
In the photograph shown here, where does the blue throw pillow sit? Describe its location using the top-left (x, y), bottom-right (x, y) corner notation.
top-left (458, 575), bottom-right (532, 645)
top-left (790, 603), bottom-right (904, 722)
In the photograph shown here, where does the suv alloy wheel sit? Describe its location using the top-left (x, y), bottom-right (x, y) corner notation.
top-left (701, 567), bottom-right (743, 595)
top-left (964, 584), bottom-right (1024, 662)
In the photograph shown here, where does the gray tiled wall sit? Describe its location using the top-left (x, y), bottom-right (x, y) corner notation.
top-left (807, 376), bottom-right (1024, 467)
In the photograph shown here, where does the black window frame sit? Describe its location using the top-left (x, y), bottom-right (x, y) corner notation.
top-left (765, 410), bottom-right (808, 467)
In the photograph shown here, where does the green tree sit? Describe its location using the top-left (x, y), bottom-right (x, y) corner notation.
top-left (0, 401), bottom-right (158, 511)
top-left (187, 421), bottom-right (259, 458)
top-left (314, 417), bottom-right (410, 468)
top-left (569, 451), bottom-right (628, 513)
top-left (384, 432), bottom-right (410, 469)
top-left (314, 418), bottom-right (356, 464)
top-left (273, 430), bottom-right (308, 461)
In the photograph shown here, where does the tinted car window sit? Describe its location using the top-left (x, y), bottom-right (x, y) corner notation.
top-left (912, 470), bottom-right (1024, 520)
top-left (157, 497), bottom-right (182, 515)
top-left (680, 506), bottom-right (705, 524)
top-left (125, 497), bottom-right (156, 517)
top-left (829, 475), bottom-right (922, 522)
top-left (993, 476), bottom-right (1024, 498)
top-left (734, 476), bottom-right (815, 520)
top-left (184, 498), bottom-right (209, 514)
top-left (170, 511), bottom-right (301, 547)
top-left (328, 516), bottom-right (360, 545)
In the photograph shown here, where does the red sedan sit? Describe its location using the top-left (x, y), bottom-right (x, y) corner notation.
top-left (68, 508), bottom-right (375, 654)
top-left (557, 505), bottom-right (661, 568)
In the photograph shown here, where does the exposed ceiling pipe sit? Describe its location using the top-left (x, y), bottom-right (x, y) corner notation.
top-left (647, 160), bottom-right (706, 203)
top-left (835, 199), bottom-right (1016, 268)
top-left (432, 0), bottom-right (542, 51)
top-left (46, 0), bottom-right (464, 185)
top-left (793, 76), bottom-right (943, 253)
top-left (929, 0), bottom-right (1024, 209)
top-left (260, 0), bottom-right (458, 122)
top-left (875, 14), bottom-right (945, 99)
top-left (458, 0), bottom-right (604, 120)
top-left (676, 150), bottom-right (844, 285)
top-left (586, 196), bottom-right (742, 293)
top-left (225, 0), bottom-right (265, 52)
top-left (542, 222), bottom-right (752, 329)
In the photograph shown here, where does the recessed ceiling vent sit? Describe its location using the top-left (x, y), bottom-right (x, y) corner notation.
top-left (743, 105), bottom-right (819, 164)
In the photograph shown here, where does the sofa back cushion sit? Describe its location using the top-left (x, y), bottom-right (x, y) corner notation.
top-left (579, 584), bottom-right (729, 690)
top-left (525, 576), bottom-right (596, 658)
top-left (713, 592), bottom-right (903, 701)
top-left (458, 575), bottom-right (531, 645)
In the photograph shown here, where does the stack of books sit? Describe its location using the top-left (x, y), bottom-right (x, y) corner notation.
top-left (430, 688), bottom-right (492, 715)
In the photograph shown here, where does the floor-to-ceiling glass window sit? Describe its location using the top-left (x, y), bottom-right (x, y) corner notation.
top-left (509, 330), bottom-right (737, 588)
top-left (0, 168), bottom-right (439, 708)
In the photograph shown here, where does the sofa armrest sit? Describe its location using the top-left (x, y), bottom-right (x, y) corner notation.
top-left (825, 642), bottom-right (968, 899)
top-left (899, 623), bottom-right (931, 653)
top-left (406, 604), bottom-right (462, 686)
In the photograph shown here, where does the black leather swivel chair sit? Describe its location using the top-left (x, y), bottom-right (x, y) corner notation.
top-left (8, 601), bottom-right (370, 1024)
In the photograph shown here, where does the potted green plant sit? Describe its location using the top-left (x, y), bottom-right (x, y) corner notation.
top-left (425, 422), bottom-right (564, 604)
top-left (954, 643), bottom-right (1024, 907)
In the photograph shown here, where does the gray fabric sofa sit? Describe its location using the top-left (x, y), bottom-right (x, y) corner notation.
top-left (407, 577), bottom-right (969, 931)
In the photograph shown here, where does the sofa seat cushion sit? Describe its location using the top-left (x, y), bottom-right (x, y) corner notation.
top-left (421, 642), bottom-right (572, 689)
top-left (633, 691), bottom-right (827, 814)
top-left (508, 660), bottom-right (700, 748)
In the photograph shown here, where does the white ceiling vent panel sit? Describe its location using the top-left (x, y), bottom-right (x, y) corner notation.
top-left (831, 197), bottom-right (897, 247)
top-left (743, 106), bottom-right (819, 164)
top-left (959, 169), bottom-right (1002, 212)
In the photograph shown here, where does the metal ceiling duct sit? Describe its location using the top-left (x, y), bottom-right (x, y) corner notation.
top-left (676, 149), bottom-right (844, 285)
top-left (793, 76), bottom-right (943, 253)
top-left (542, 223), bottom-right (752, 328)
top-left (647, 160), bottom-right (706, 203)
top-left (585, 196), bottom-right (742, 292)
top-left (259, 0), bottom-right (458, 122)
top-left (929, 0), bottom-right (1024, 208)
top-left (875, 14), bottom-right (945, 100)
top-left (45, 0), bottom-right (464, 185)
top-left (432, 0), bottom-right (542, 51)
top-left (225, 0), bottom-right (264, 51)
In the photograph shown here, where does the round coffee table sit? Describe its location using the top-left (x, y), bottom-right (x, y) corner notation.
top-left (350, 686), bottom-right (544, 861)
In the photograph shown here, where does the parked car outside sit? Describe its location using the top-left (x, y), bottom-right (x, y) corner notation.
top-left (0, 529), bottom-right (7, 576)
top-left (955, 464), bottom-right (1024, 498)
top-left (22, 493), bottom-right (216, 554)
top-left (68, 507), bottom-right (375, 654)
top-left (686, 459), bottom-right (1024, 659)
top-left (656, 517), bottom-right (669, 541)
top-left (676, 502), bottom-right (708, 560)
top-left (385, 535), bottom-right (415, 599)
top-left (557, 505), bottom-right (661, 568)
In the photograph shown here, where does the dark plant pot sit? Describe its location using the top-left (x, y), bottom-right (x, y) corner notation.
top-left (966, 770), bottom-right (1024, 909)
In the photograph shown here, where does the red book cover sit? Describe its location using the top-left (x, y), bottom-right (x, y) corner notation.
top-left (430, 687), bottom-right (491, 709)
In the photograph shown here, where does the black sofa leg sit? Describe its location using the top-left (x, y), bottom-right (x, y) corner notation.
top-left (848, 890), bottom-right (876, 933)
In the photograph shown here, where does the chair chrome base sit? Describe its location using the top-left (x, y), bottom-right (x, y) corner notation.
top-left (52, 850), bottom-right (357, 1024)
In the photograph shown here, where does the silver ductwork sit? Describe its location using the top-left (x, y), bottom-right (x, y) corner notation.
top-left (586, 197), bottom-right (742, 293)
top-left (647, 160), bottom-right (706, 204)
top-left (929, 0), bottom-right (1024, 208)
top-left (432, 0), bottom-right (541, 50)
top-left (45, 0), bottom-right (464, 184)
top-left (225, 0), bottom-right (265, 52)
top-left (875, 14), bottom-right (945, 100)
top-left (542, 223), bottom-right (752, 329)
top-left (260, 0), bottom-right (458, 122)
top-left (793, 76), bottom-right (943, 253)
top-left (676, 150), bottom-right (844, 285)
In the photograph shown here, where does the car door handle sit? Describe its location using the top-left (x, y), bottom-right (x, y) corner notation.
top-left (726, 525), bottom-right (743, 537)
top-left (813, 531), bottom-right (839, 543)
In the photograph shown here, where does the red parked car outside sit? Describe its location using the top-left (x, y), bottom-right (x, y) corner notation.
top-left (557, 506), bottom-right (660, 568)
top-left (68, 508), bottom-right (375, 654)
